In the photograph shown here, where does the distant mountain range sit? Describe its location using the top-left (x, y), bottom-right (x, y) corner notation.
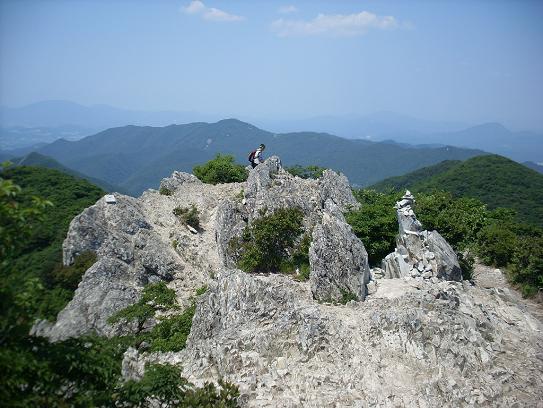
top-left (1, 101), bottom-right (541, 163)
top-left (6, 119), bottom-right (483, 196)
top-left (523, 161), bottom-right (543, 174)
top-left (370, 155), bottom-right (543, 227)
top-left (0, 100), bottom-right (216, 130)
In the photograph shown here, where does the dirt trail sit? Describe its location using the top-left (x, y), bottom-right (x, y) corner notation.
top-left (472, 261), bottom-right (543, 324)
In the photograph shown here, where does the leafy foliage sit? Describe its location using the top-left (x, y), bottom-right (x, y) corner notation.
top-left (117, 363), bottom-right (239, 408)
top-left (0, 163), bottom-right (53, 260)
top-left (108, 281), bottom-right (178, 329)
top-left (50, 250), bottom-right (97, 291)
top-left (371, 155), bottom-right (543, 227)
top-left (346, 188), bottom-right (543, 296)
top-left (0, 166), bottom-right (240, 407)
top-left (159, 186), bottom-right (173, 196)
top-left (173, 205), bottom-right (200, 230)
top-left (193, 154), bottom-right (248, 185)
top-left (231, 208), bottom-right (306, 273)
top-left (286, 164), bottom-right (327, 179)
top-left (145, 304), bottom-right (196, 352)
top-left (346, 190), bottom-right (400, 266)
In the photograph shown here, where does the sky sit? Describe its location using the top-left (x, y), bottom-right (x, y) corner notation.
top-left (1, 0), bottom-right (542, 130)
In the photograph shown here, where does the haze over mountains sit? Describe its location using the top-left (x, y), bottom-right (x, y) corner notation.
top-left (1, 101), bottom-right (542, 164)
top-left (19, 119), bottom-right (483, 196)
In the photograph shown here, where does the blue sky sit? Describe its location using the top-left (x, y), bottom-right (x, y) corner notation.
top-left (1, 0), bottom-right (542, 130)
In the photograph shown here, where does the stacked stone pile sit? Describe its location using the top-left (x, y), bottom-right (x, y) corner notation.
top-left (381, 190), bottom-right (462, 282)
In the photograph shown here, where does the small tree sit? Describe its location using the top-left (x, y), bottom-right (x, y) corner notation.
top-left (193, 154), bottom-right (248, 185)
top-left (232, 208), bottom-right (305, 273)
top-left (173, 205), bottom-right (200, 230)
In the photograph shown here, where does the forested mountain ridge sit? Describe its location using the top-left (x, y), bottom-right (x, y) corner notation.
top-left (35, 119), bottom-right (485, 195)
top-left (370, 154), bottom-right (543, 227)
top-left (7, 152), bottom-right (122, 193)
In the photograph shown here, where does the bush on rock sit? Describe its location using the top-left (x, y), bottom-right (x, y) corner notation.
top-left (193, 154), bottom-right (248, 185)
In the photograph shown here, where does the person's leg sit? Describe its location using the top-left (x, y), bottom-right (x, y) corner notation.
top-left (251, 162), bottom-right (257, 169)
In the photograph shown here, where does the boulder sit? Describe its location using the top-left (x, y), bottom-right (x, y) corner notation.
top-left (425, 230), bottom-right (463, 281)
top-left (309, 203), bottom-right (370, 302)
top-left (382, 191), bottom-right (462, 282)
top-left (159, 171), bottom-right (201, 193)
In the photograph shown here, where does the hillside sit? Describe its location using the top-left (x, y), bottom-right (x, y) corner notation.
top-left (35, 119), bottom-right (485, 195)
top-left (371, 155), bottom-right (543, 227)
top-left (8, 152), bottom-right (122, 193)
top-left (1, 166), bottom-right (105, 318)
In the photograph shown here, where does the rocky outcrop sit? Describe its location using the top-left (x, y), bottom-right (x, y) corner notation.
top-left (39, 195), bottom-right (181, 340)
top-left (123, 268), bottom-right (543, 407)
top-left (309, 201), bottom-right (370, 302)
top-left (37, 174), bottom-right (243, 340)
top-left (159, 170), bottom-right (201, 193)
top-left (37, 158), bottom-right (543, 407)
top-left (382, 191), bottom-right (462, 281)
top-left (39, 160), bottom-right (361, 340)
top-left (215, 199), bottom-right (247, 268)
top-left (244, 156), bottom-right (359, 226)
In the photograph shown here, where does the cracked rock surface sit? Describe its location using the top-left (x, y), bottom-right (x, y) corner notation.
top-left (124, 268), bottom-right (543, 407)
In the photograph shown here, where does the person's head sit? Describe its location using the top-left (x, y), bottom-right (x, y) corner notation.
top-left (259, 144), bottom-right (266, 150)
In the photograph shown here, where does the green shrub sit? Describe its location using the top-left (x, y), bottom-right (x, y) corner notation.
top-left (196, 285), bottom-right (208, 296)
top-left (457, 251), bottom-right (474, 281)
top-left (193, 154), bottom-right (248, 185)
top-left (108, 282), bottom-right (178, 330)
top-left (508, 235), bottom-right (543, 296)
top-left (144, 303), bottom-right (196, 352)
top-left (173, 205), bottom-right (200, 230)
top-left (476, 223), bottom-right (517, 267)
top-left (340, 290), bottom-right (358, 304)
top-left (117, 363), bottom-right (239, 407)
top-left (415, 192), bottom-right (488, 250)
top-left (159, 187), bottom-right (172, 196)
top-left (232, 208), bottom-right (305, 273)
top-left (50, 250), bottom-right (97, 291)
top-left (286, 165), bottom-right (327, 179)
top-left (346, 190), bottom-right (400, 266)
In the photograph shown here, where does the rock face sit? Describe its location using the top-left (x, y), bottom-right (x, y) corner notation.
top-left (309, 202), bottom-right (370, 302)
top-left (124, 269), bottom-right (543, 407)
top-left (38, 158), bottom-right (543, 406)
top-left (382, 191), bottom-right (462, 281)
top-left (37, 174), bottom-right (243, 340)
top-left (244, 156), bottom-right (359, 226)
top-left (38, 158), bottom-right (362, 339)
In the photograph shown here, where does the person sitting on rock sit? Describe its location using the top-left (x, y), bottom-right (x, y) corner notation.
top-left (249, 144), bottom-right (265, 169)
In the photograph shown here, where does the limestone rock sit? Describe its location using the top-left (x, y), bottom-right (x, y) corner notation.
top-left (124, 269), bottom-right (543, 407)
top-left (425, 230), bottom-right (463, 281)
top-left (309, 203), bottom-right (370, 302)
top-left (215, 199), bottom-right (247, 268)
top-left (36, 179), bottom-right (242, 340)
top-left (382, 191), bottom-right (462, 282)
top-left (319, 169), bottom-right (360, 212)
top-left (159, 171), bottom-right (201, 193)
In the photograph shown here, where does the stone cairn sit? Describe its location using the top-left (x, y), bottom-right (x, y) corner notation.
top-left (375, 190), bottom-right (462, 282)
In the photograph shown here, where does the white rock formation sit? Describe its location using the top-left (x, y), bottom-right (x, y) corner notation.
top-left (382, 190), bottom-right (462, 281)
top-left (34, 159), bottom-right (543, 406)
top-left (36, 157), bottom-right (365, 339)
top-left (123, 269), bottom-right (543, 407)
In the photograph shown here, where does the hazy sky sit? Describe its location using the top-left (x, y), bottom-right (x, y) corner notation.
top-left (1, 0), bottom-right (542, 130)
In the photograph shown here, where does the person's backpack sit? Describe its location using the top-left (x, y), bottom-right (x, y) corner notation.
top-left (248, 150), bottom-right (256, 163)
